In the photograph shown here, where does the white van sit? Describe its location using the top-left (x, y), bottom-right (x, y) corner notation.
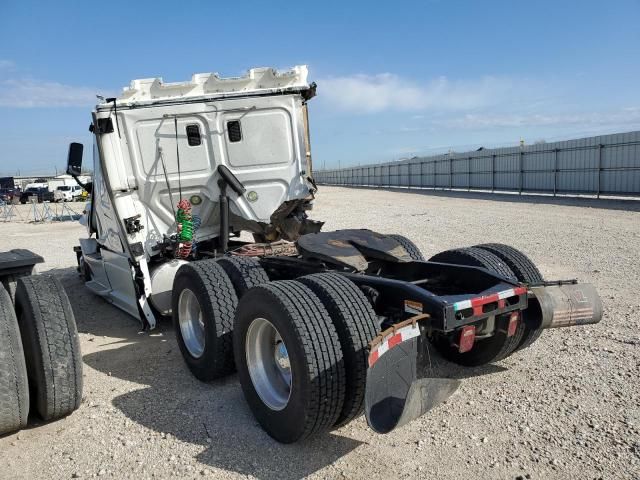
top-left (54, 184), bottom-right (83, 202)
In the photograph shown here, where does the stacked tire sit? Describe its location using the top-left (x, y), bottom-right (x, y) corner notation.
top-left (172, 258), bottom-right (380, 443)
top-left (0, 274), bottom-right (82, 436)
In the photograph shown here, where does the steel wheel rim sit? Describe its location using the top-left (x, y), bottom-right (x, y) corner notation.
top-left (245, 318), bottom-right (292, 411)
top-left (178, 288), bottom-right (205, 358)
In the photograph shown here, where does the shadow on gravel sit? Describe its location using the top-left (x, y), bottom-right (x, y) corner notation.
top-left (49, 267), bottom-right (361, 479)
top-left (84, 336), bottom-right (363, 480)
top-left (47, 266), bottom-right (508, 479)
top-left (341, 185), bottom-right (640, 212)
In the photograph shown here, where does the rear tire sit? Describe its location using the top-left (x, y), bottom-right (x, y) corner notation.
top-left (429, 247), bottom-right (516, 280)
top-left (234, 281), bottom-right (346, 443)
top-left (217, 256), bottom-right (269, 298)
top-left (427, 247), bottom-right (524, 366)
top-left (388, 234), bottom-right (425, 261)
top-left (0, 284), bottom-right (29, 435)
top-left (15, 275), bottom-right (82, 421)
top-left (474, 243), bottom-right (545, 351)
top-left (172, 260), bottom-right (238, 381)
top-left (298, 273), bottom-right (379, 427)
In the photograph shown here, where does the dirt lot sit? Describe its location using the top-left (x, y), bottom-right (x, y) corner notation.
top-left (0, 189), bottom-right (638, 480)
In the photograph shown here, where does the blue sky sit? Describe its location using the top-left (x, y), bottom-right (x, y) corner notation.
top-left (1, 0), bottom-right (639, 175)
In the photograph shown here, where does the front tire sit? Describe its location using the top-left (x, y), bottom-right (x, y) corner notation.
top-left (234, 281), bottom-right (346, 443)
top-left (172, 260), bottom-right (238, 381)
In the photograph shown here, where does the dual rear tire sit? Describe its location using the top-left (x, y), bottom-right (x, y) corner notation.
top-left (172, 258), bottom-right (379, 443)
top-left (428, 244), bottom-right (545, 366)
top-left (234, 275), bottom-right (379, 442)
top-left (474, 244), bottom-right (545, 351)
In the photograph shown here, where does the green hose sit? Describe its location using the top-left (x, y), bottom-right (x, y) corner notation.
top-left (176, 207), bottom-right (193, 241)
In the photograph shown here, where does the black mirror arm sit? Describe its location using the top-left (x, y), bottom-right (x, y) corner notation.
top-left (70, 173), bottom-right (91, 193)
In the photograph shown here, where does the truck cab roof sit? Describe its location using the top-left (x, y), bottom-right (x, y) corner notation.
top-left (97, 65), bottom-right (310, 110)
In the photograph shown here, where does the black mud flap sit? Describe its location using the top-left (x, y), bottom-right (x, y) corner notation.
top-left (365, 320), bottom-right (461, 434)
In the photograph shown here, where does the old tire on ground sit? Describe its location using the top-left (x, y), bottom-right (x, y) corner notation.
top-left (474, 243), bottom-right (545, 351)
top-left (1, 271), bottom-right (34, 303)
top-left (0, 284), bottom-right (29, 435)
top-left (298, 273), bottom-right (379, 428)
top-left (217, 256), bottom-right (269, 298)
top-left (172, 260), bottom-right (238, 381)
top-left (427, 247), bottom-right (524, 366)
top-left (388, 234), bottom-right (425, 261)
top-left (15, 275), bottom-right (82, 421)
top-left (234, 281), bottom-right (346, 443)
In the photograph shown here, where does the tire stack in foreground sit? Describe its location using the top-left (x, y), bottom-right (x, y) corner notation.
top-left (0, 274), bottom-right (82, 436)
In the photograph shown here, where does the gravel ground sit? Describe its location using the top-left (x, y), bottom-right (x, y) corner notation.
top-left (0, 189), bottom-right (638, 480)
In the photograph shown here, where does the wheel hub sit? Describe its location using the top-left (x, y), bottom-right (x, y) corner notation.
top-left (246, 318), bottom-right (292, 411)
top-left (178, 288), bottom-right (205, 358)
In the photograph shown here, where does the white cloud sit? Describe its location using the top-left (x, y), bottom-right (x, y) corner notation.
top-left (441, 107), bottom-right (640, 129)
top-left (0, 62), bottom-right (113, 108)
top-left (318, 73), bottom-right (521, 113)
top-left (0, 77), bottom-right (110, 108)
top-left (0, 60), bottom-right (15, 70)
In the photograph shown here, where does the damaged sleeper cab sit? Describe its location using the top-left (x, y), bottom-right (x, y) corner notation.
top-left (67, 66), bottom-right (602, 443)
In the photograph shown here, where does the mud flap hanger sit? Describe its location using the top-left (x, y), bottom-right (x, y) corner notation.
top-left (364, 315), bottom-right (461, 434)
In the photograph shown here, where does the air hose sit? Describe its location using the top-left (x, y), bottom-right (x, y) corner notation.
top-left (175, 199), bottom-right (199, 258)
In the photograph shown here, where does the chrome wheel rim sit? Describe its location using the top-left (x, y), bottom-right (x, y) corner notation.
top-left (178, 288), bottom-right (205, 358)
top-left (245, 318), bottom-right (292, 411)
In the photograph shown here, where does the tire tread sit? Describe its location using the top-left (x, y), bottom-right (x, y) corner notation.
top-left (236, 281), bottom-right (346, 441)
top-left (428, 247), bottom-right (523, 365)
top-left (0, 284), bottom-right (29, 434)
top-left (173, 260), bottom-right (238, 379)
top-left (217, 256), bottom-right (269, 298)
top-left (15, 275), bottom-right (82, 421)
top-left (474, 243), bottom-right (545, 350)
top-left (298, 273), bottom-right (378, 427)
top-left (388, 234), bottom-right (425, 261)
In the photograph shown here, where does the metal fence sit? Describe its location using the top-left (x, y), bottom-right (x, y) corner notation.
top-left (315, 131), bottom-right (640, 197)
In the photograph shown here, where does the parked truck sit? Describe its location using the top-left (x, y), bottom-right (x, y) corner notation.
top-left (19, 186), bottom-right (54, 204)
top-left (65, 65), bottom-right (602, 443)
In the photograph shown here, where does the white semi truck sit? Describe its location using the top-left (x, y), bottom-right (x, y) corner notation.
top-left (61, 65), bottom-right (602, 443)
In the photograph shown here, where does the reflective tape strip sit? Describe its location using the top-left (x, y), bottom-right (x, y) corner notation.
top-left (454, 299), bottom-right (472, 311)
top-left (498, 289), bottom-right (515, 299)
top-left (453, 286), bottom-right (527, 312)
top-left (368, 323), bottom-right (421, 368)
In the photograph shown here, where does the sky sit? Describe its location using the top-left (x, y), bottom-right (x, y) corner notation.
top-left (1, 0), bottom-right (639, 175)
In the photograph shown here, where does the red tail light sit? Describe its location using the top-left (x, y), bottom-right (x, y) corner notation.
top-left (458, 325), bottom-right (476, 353)
top-left (507, 311), bottom-right (519, 337)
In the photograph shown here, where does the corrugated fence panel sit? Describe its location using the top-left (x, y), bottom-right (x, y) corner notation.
top-left (314, 131), bottom-right (640, 197)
